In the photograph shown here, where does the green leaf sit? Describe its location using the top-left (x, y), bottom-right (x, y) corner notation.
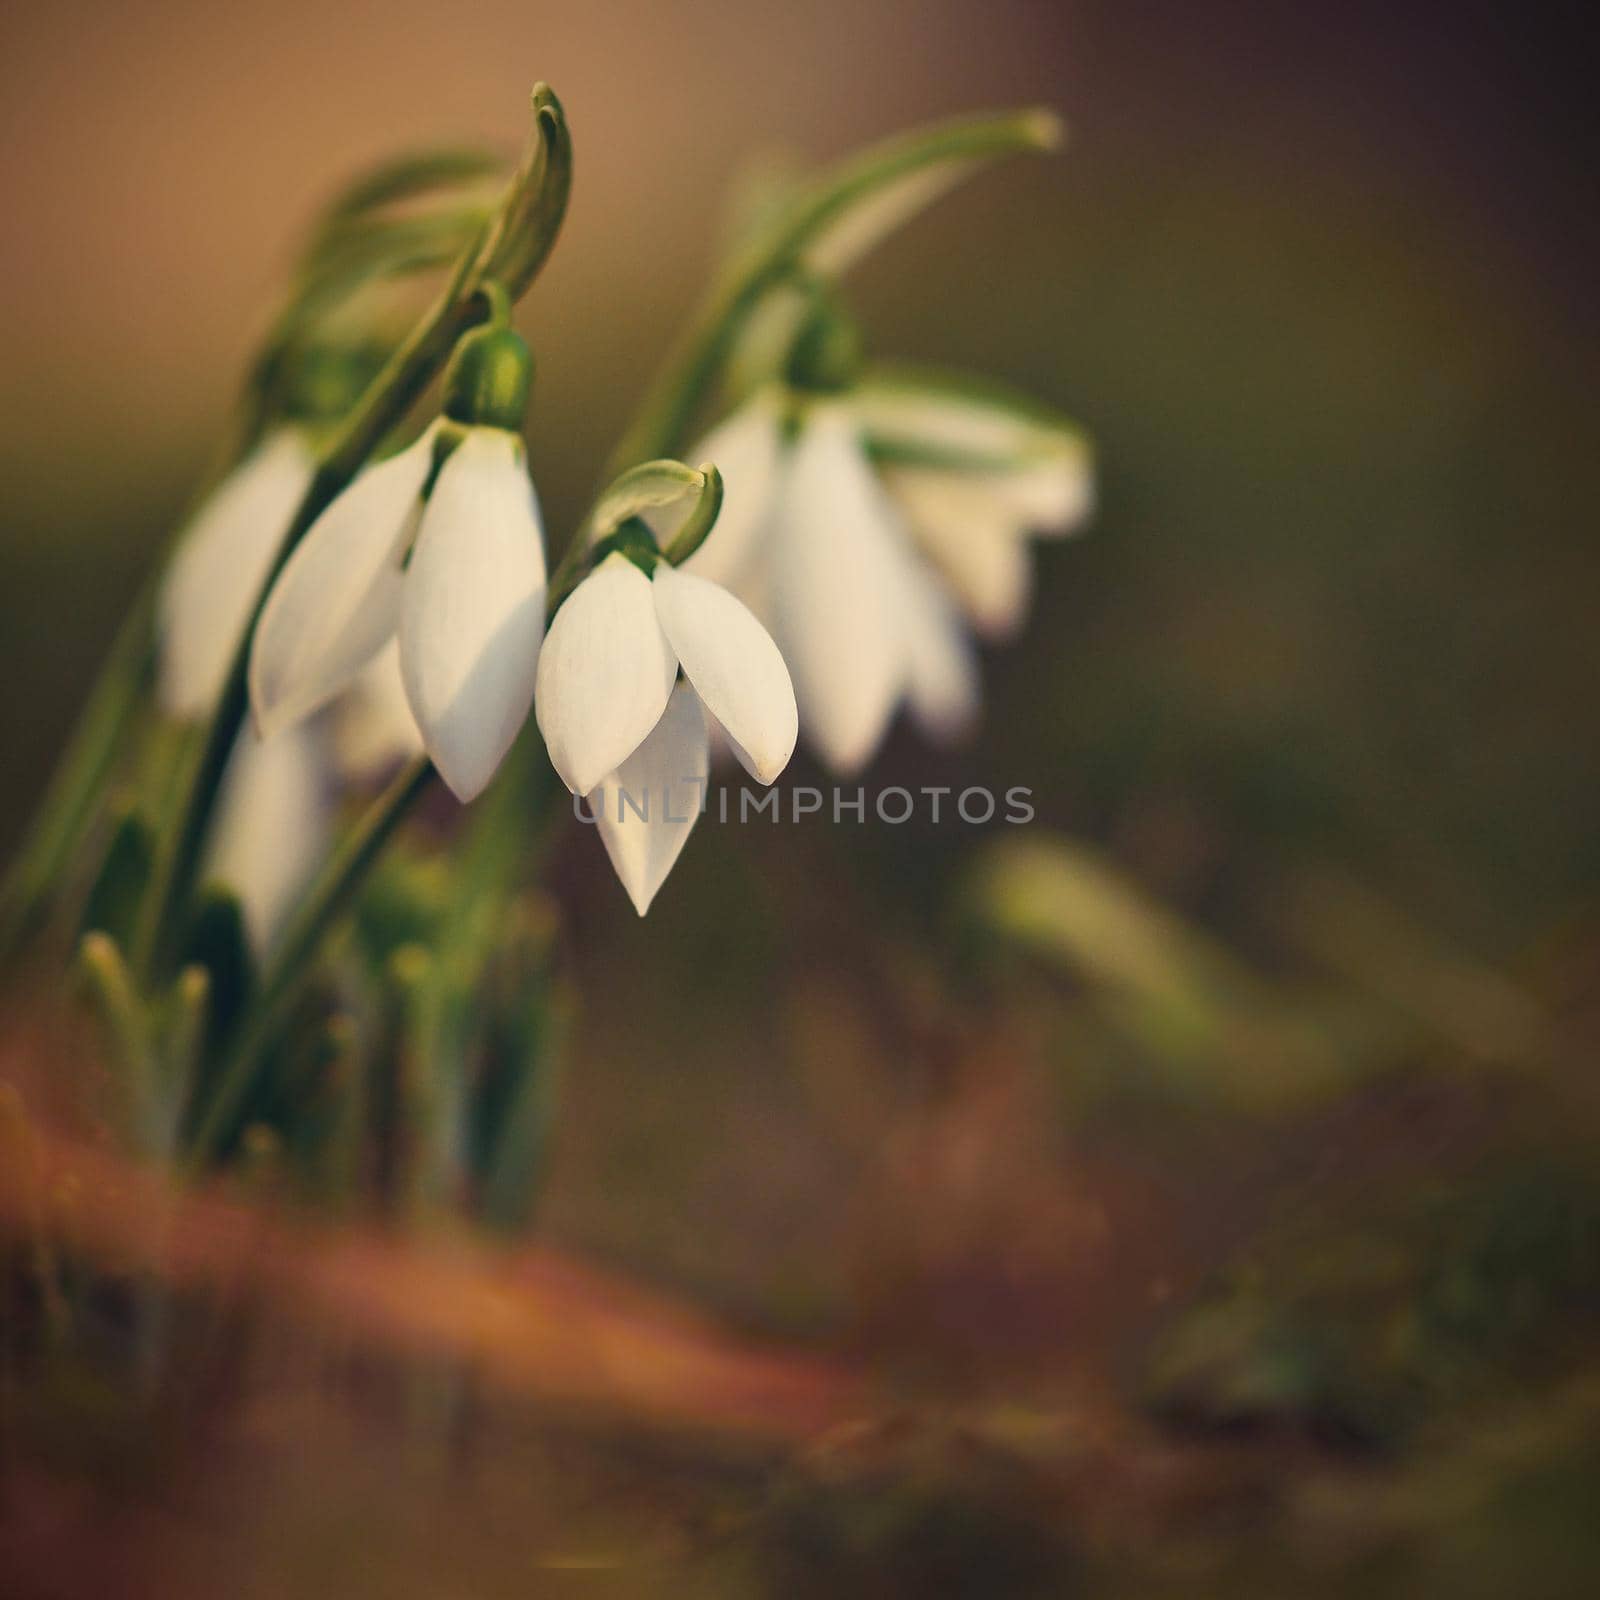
top-left (475, 905), bottom-right (568, 1234)
top-left (297, 1012), bottom-right (367, 1207)
top-left (74, 931), bottom-right (159, 1148)
top-left (154, 964), bottom-right (211, 1155)
top-left (182, 885), bottom-right (256, 1057)
top-left (0, 600), bottom-right (156, 965)
top-left (969, 834), bottom-right (1349, 1110)
top-left (79, 802), bottom-right (155, 949)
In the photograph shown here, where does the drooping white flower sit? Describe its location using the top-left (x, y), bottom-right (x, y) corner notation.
top-left (763, 405), bottom-right (917, 772)
top-left (535, 550), bottom-right (797, 913)
top-left (249, 423), bottom-right (546, 802)
top-left (204, 722), bottom-right (330, 954)
top-left (158, 428), bottom-right (317, 719)
top-left (680, 371), bottom-right (1089, 771)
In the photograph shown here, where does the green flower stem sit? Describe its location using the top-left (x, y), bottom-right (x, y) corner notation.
top-left (606, 269), bottom-right (781, 477)
top-left (137, 86), bottom-right (572, 986)
top-left (183, 754), bottom-right (437, 1171)
top-left (606, 106), bottom-right (1059, 474)
top-left (184, 727), bottom-right (564, 1177)
top-left (132, 312), bottom-right (470, 986)
top-left (0, 592), bottom-right (156, 963)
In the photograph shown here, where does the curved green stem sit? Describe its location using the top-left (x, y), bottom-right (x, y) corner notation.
top-left (607, 106), bottom-right (1059, 473)
top-left (183, 755), bottom-right (436, 1171)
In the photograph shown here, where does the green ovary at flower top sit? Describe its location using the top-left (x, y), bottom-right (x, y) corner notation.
top-left (248, 324), bottom-right (547, 804)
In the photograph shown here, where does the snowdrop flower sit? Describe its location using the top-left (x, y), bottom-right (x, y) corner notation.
top-left (204, 723), bottom-right (330, 954)
top-left (159, 427), bottom-right (317, 719)
top-left (678, 331), bottom-right (1090, 773)
top-left (249, 325), bottom-right (546, 802)
top-left (535, 540), bottom-right (797, 914)
top-left (854, 375), bottom-right (1093, 639)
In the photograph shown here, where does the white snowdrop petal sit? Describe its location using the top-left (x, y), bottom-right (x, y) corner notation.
top-left (767, 409), bottom-right (907, 774)
top-left (670, 400), bottom-right (783, 588)
top-left (159, 429), bottom-right (316, 719)
top-left (249, 427), bottom-right (437, 736)
top-left (850, 377), bottom-right (1074, 464)
top-left (400, 430), bottom-right (546, 802)
top-left (902, 557), bottom-right (981, 743)
top-left (590, 682), bottom-right (710, 916)
top-left (331, 639), bottom-right (425, 780)
top-left (650, 563), bottom-right (796, 785)
top-left (879, 466), bottom-right (1035, 639)
top-left (988, 451), bottom-right (1094, 535)
top-left (204, 723), bottom-right (330, 955)
top-left (535, 552), bottom-right (679, 796)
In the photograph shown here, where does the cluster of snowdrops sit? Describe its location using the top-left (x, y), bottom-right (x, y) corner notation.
top-left (0, 90), bottom-right (1088, 1178)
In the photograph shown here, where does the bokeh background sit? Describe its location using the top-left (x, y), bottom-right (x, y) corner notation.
top-left (3, 1), bottom-right (1599, 1594)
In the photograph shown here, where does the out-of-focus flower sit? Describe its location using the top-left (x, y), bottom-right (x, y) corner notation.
top-left (249, 327), bottom-right (546, 802)
top-left (158, 428), bottom-right (317, 719)
top-left (204, 723), bottom-right (330, 953)
top-left (852, 372), bottom-right (1093, 637)
top-left (535, 548), bottom-right (796, 913)
top-left (680, 362), bottom-right (1090, 773)
top-left (331, 639), bottom-right (427, 782)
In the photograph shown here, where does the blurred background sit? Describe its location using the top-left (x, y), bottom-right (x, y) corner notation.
top-left (3, 1), bottom-right (1599, 1594)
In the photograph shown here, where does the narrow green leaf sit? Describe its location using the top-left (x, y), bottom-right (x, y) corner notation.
top-left (74, 932), bottom-right (160, 1148)
top-left (475, 900), bottom-right (566, 1233)
top-left (79, 803), bottom-right (155, 950)
top-left (154, 964), bottom-right (211, 1156)
top-left (0, 599), bottom-right (156, 963)
top-left (970, 835), bottom-right (1348, 1109)
top-left (181, 885), bottom-right (256, 1057)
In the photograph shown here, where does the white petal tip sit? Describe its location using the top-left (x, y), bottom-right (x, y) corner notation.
top-left (746, 753), bottom-right (792, 786)
top-left (432, 765), bottom-right (482, 804)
